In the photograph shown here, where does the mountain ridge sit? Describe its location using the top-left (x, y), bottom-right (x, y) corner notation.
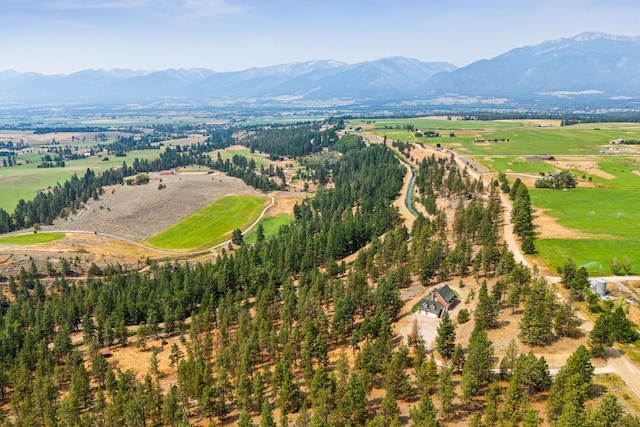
top-left (3, 32), bottom-right (640, 109)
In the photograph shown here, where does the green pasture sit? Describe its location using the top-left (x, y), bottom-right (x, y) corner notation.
top-left (243, 214), bottom-right (293, 245)
top-left (210, 147), bottom-right (268, 168)
top-left (359, 118), bottom-right (640, 157)
top-left (483, 156), bottom-right (557, 174)
top-left (535, 238), bottom-right (638, 276)
top-left (0, 149), bottom-right (163, 212)
top-left (0, 232), bottom-right (65, 245)
top-left (145, 195), bottom-right (267, 250)
top-left (531, 188), bottom-right (640, 274)
top-left (592, 157), bottom-right (640, 189)
top-left (531, 189), bottom-right (640, 240)
top-left (352, 117), bottom-right (524, 132)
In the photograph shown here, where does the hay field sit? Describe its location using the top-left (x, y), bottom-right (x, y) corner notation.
top-left (44, 170), bottom-right (262, 242)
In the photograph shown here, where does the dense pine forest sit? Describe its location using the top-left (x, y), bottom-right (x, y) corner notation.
top-left (0, 121), bottom-right (638, 426)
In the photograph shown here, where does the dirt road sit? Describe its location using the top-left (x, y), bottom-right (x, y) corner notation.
top-left (362, 131), bottom-right (640, 399)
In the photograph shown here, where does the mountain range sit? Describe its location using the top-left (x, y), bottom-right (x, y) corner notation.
top-left (3, 32), bottom-right (640, 110)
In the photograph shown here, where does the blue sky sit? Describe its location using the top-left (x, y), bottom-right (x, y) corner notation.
top-left (3, 0), bottom-right (640, 74)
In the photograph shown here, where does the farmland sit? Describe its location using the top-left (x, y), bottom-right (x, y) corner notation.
top-left (0, 148), bottom-right (164, 211)
top-left (209, 146), bottom-right (269, 168)
top-left (144, 194), bottom-right (268, 250)
top-left (352, 118), bottom-right (640, 275)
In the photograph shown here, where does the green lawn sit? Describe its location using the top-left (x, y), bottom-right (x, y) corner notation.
top-left (0, 149), bottom-right (163, 212)
top-left (0, 232), bottom-right (65, 245)
top-left (531, 189), bottom-right (640, 240)
top-left (145, 195), bottom-right (267, 250)
top-left (243, 214), bottom-right (292, 245)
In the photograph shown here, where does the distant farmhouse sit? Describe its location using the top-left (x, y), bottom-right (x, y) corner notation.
top-left (418, 284), bottom-right (459, 318)
top-left (525, 155), bottom-right (555, 161)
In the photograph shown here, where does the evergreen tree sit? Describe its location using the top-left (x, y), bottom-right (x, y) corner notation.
top-left (589, 313), bottom-right (614, 358)
top-left (259, 401), bottom-right (276, 427)
top-left (379, 390), bottom-right (400, 424)
top-left (588, 393), bottom-right (624, 427)
top-left (519, 278), bottom-right (556, 346)
top-left (435, 312), bottom-right (456, 359)
top-left (475, 280), bottom-right (500, 329)
top-left (409, 393), bottom-right (441, 427)
top-left (436, 367), bottom-right (456, 419)
top-left (461, 324), bottom-right (495, 405)
top-left (547, 345), bottom-right (593, 423)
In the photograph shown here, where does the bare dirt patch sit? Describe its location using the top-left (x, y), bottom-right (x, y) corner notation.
top-left (552, 159), bottom-right (616, 179)
top-left (268, 191), bottom-right (307, 217)
top-left (0, 233), bottom-right (166, 278)
top-left (44, 170), bottom-right (262, 241)
top-left (533, 208), bottom-right (592, 239)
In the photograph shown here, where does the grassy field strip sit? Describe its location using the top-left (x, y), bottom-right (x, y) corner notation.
top-left (532, 188), bottom-right (640, 274)
top-left (145, 195), bottom-right (267, 250)
top-left (0, 232), bottom-right (65, 245)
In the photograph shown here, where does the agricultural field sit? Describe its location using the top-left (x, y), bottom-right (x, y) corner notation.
top-left (353, 118), bottom-right (640, 275)
top-left (145, 194), bottom-right (268, 250)
top-left (42, 171), bottom-right (261, 241)
top-left (0, 147), bottom-right (163, 211)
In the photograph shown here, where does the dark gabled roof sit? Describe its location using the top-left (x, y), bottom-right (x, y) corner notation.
top-left (438, 284), bottom-right (457, 303)
top-left (421, 300), bottom-right (443, 314)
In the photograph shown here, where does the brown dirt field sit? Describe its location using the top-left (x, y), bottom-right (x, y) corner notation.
top-left (552, 159), bottom-right (616, 179)
top-left (44, 171), bottom-right (262, 241)
top-left (497, 119), bottom-right (563, 127)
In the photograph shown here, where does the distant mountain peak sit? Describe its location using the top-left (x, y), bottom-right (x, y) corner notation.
top-left (572, 32), bottom-right (640, 42)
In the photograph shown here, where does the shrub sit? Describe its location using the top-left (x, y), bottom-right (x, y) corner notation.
top-left (457, 309), bottom-right (470, 324)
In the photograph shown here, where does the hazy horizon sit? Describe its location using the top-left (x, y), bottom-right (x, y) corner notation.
top-left (2, 0), bottom-right (640, 74)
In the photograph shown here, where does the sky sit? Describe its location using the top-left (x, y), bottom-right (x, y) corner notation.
top-left (2, 0), bottom-right (640, 74)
